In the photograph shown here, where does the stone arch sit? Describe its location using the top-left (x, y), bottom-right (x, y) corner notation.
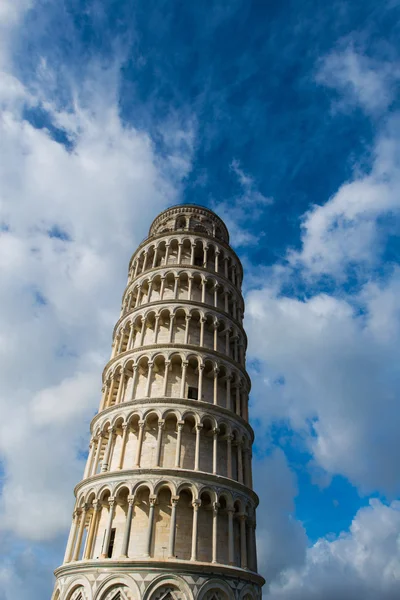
top-left (64, 578), bottom-right (92, 600)
top-left (197, 579), bottom-right (234, 600)
top-left (94, 575), bottom-right (141, 600)
top-left (143, 575), bottom-right (193, 600)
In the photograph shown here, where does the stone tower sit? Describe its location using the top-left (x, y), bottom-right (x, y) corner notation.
top-left (52, 205), bottom-right (265, 600)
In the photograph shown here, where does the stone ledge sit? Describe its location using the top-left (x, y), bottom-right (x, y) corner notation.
top-left (74, 467), bottom-right (259, 504)
top-left (54, 558), bottom-right (265, 587)
top-left (90, 397), bottom-right (255, 440)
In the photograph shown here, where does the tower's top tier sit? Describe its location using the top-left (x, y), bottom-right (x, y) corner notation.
top-left (149, 204), bottom-right (230, 244)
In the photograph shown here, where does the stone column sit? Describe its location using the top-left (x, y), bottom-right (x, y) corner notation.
top-left (144, 362), bottom-right (153, 397)
top-left (142, 251), bottom-right (148, 272)
top-left (173, 276), bottom-right (179, 300)
top-left (228, 507), bottom-right (235, 565)
top-left (188, 275), bottom-right (193, 300)
top-left (190, 500), bottom-right (201, 561)
top-left (134, 421), bottom-right (145, 467)
top-left (64, 511), bottom-right (79, 563)
top-left (101, 498), bottom-right (116, 558)
top-left (177, 241), bottom-right (183, 264)
top-left (213, 321), bottom-right (218, 351)
top-left (106, 376), bottom-right (116, 407)
top-left (147, 281), bottom-right (153, 303)
top-left (212, 427), bottom-right (219, 475)
top-left (190, 242), bottom-right (195, 265)
top-left (175, 420), bottom-right (184, 467)
top-left (117, 424), bottom-right (129, 470)
top-left (129, 366), bottom-right (138, 401)
top-left (224, 256), bottom-right (229, 278)
top-left (197, 364), bottom-right (204, 401)
top-left (139, 319), bottom-right (146, 346)
top-left (213, 367), bottom-right (219, 405)
top-left (212, 502), bottom-right (219, 563)
top-left (168, 315), bottom-right (175, 343)
top-left (184, 315), bottom-right (191, 344)
top-left (155, 420), bottom-right (165, 467)
top-left (144, 496), bottom-right (157, 557)
top-left (127, 324), bottom-right (135, 350)
top-left (168, 496), bottom-right (180, 558)
top-left (101, 427), bottom-right (115, 472)
top-left (84, 500), bottom-right (100, 559)
top-left (201, 278), bottom-right (206, 303)
top-left (120, 496), bottom-right (135, 558)
top-left (164, 243), bottom-right (171, 265)
top-left (180, 361), bottom-right (188, 398)
top-left (215, 249), bottom-right (220, 272)
top-left (240, 514), bottom-right (247, 569)
top-left (199, 317), bottom-right (205, 346)
top-left (92, 434), bottom-right (103, 476)
top-left (163, 361), bottom-right (170, 396)
top-left (160, 276), bottom-right (166, 300)
top-left (154, 315), bottom-right (160, 343)
top-left (115, 370), bottom-right (126, 404)
top-left (72, 506), bottom-right (87, 561)
top-left (194, 424), bottom-right (202, 471)
top-left (214, 284), bottom-right (219, 308)
top-left (203, 245), bottom-right (208, 267)
top-left (134, 260), bottom-right (139, 277)
top-left (152, 247), bottom-right (158, 268)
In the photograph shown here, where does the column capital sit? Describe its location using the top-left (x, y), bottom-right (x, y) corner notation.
top-left (192, 499), bottom-right (201, 510)
top-left (238, 512), bottom-right (247, 521)
top-left (149, 495), bottom-right (157, 507)
top-left (127, 495), bottom-right (135, 506)
top-left (212, 502), bottom-right (220, 514)
top-left (182, 360), bottom-right (189, 367)
top-left (195, 423), bottom-right (203, 432)
top-left (108, 497), bottom-right (116, 508)
top-left (122, 423), bottom-right (129, 432)
top-left (158, 419), bottom-right (165, 430)
top-left (138, 420), bottom-right (145, 429)
top-left (227, 506), bottom-right (235, 514)
top-left (92, 499), bottom-right (101, 512)
top-left (212, 427), bottom-right (220, 436)
top-left (171, 495), bottom-right (180, 506)
top-left (177, 420), bottom-right (185, 430)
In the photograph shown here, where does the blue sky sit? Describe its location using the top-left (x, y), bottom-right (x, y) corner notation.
top-left (1, 1), bottom-right (400, 599)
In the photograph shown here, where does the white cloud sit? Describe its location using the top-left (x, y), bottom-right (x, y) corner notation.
top-left (267, 499), bottom-right (400, 600)
top-left (316, 47), bottom-right (399, 115)
top-left (0, 8), bottom-right (194, 544)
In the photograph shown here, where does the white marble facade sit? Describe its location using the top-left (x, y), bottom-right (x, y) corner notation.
top-left (51, 205), bottom-right (265, 600)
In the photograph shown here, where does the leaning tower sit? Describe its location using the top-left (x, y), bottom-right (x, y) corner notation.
top-left (52, 205), bottom-right (265, 600)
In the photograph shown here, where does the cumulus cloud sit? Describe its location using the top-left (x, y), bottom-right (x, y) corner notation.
top-left (0, 3), bottom-right (194, 546)
top-left (268, 499), bottom-right (400, 600)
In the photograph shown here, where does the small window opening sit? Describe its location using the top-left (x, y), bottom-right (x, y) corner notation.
top-left (107, 528), bottom-right (116, 558)
top-left (188, 386), bottom-right (198, 400)
top-left (194, 256), bottom-right (203, 267)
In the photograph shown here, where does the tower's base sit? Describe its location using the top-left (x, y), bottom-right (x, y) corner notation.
top-left (52, 560), bottom-right (265, 600)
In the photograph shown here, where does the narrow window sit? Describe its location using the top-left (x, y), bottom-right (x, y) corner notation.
top-left (188, 386), bottom-right (198, 400)
top-left (107, 528), bottom-right (116, 558)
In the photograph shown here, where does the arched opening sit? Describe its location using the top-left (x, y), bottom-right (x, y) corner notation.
top-left (153, 486), bottom-right (172, 559)
top-left (198, 491), bottom-right (213, 562)
top-left (175, 487), bottom-right (194, 560)
top-left (130, 485), bottom-right (150, 557)
top-left (160, 412), bottom-right (178, 468)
